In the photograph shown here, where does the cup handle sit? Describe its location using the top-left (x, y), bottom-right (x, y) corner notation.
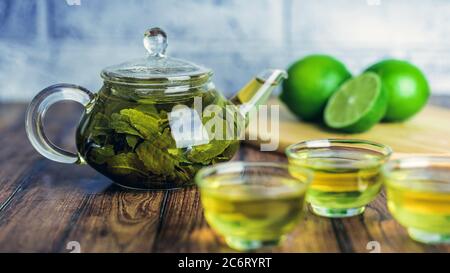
top-left (25, 84), bottom-right (95, 164)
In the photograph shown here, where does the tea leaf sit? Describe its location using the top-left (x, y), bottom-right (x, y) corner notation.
top-left (120, 109), bottom-right (159, 140)
top-left (187, 116), bottom-right (234, 163)
top-left (173, 165), bottom-right (199, 183)
top-left (106, 153), bottom-right (148, 177)
top-left (187, 140), bottom-right (231, 163)
top-left (156, 128), bottom-right (176, 148)
top-left (158, 110), bottom-right (169, 128)
top-left (110, 113), bottom-right (143, 138)
top-left (168, 148), bottom-right (181, 157)
top-left (136, 140), bottom-right (177, 175)
top-left (90, 113), bottom-right (111, 136)
top-left (89, 144), bottom-right (115, 164)
top-left (126, 135), bottom-right (139, 150)
top-left (168, 148), bottom-right (193, 164)
top-left (136, 146), bottom-right (175, 175)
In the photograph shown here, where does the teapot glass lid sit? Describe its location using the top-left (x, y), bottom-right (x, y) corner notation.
top-left (101, 27), bottom-right (212, 86)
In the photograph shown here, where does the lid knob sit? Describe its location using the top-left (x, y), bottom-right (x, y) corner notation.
top-left (143, 27), bottom-right (168, 57)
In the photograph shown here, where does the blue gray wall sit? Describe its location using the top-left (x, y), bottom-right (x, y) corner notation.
top-left (1, 0), bottom-right (450, 102)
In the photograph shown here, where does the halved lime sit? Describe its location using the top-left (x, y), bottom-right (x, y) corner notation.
top-left (324, 72), bottom-right (387, 133)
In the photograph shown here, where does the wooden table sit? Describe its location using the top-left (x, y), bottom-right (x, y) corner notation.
top-left (0, 99), bottom-right (449, 253)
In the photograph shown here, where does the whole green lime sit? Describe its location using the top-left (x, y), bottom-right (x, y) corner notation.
top-left (365, 59), bottom-right (430, 122)
top-left (280, 55), bottom-right (352, 121)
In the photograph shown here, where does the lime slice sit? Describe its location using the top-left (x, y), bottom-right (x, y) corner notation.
top-left (324, 72), bottom-right (387, 133)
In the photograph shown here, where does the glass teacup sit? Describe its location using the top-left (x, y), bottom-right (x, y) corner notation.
top-left (286, 139), bottom-right (392, 218)
top-left (195, 162), bottom-right (312, 251)
top-left (384, 156), bottom-right (450, 244)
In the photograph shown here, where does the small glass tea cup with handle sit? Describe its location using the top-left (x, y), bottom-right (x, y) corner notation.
top-left (195, 161), bottom-right (313, 251)
top-left (383, 156), bottom-right (450, 244)
top-left (286, 139), bottom-right (392, 218)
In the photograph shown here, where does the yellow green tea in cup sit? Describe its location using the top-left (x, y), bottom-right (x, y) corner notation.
top-left (196, 162), bottom-right (312, 251)
top-left (384, 157), bottom-right (450, 244)
top-left (286, 139), bottom-right (392, 218)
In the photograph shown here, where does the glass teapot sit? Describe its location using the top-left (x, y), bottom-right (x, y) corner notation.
top-left (26, 27), bottom-right (287, 190)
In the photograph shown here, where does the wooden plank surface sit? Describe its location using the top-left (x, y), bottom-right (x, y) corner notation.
top-left (0, 101), bottom-right (449, 253)
top-left (245, 99), bottom-right (450, 154)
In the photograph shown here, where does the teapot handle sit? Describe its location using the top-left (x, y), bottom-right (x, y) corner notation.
top-left (25, 84), bottom-right (94, 164)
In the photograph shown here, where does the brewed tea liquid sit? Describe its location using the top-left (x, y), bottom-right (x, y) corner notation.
top-left (230, 78), bottom-right (265, 105)
top-left (292, 146), bottom-right (384, 209)
top-left (200, 175), bottom-right (307, 242)
top-left (230, 76), bottom-right (279, 109)
top-left (386, 167), bottom-right (450, 234)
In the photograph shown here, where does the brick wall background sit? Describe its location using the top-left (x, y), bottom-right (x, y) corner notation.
top-left (1, 0), bottom-right (449, 101)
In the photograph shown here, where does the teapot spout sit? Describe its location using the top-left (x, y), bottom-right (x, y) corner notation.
top-left (230, 69), bottom-right (287, 117)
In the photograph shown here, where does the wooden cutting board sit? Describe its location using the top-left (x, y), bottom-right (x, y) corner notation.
top-left (244, 98), bottom-right (450, 155)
